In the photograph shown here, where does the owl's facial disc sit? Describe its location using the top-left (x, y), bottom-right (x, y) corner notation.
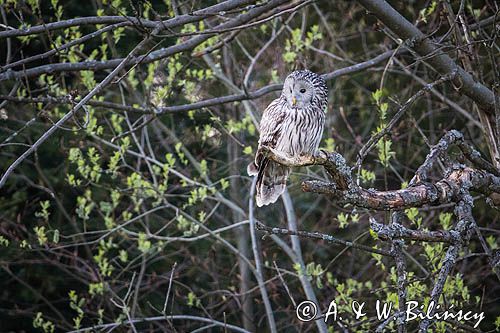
top-left (285, 79), bottom-right (313, 109)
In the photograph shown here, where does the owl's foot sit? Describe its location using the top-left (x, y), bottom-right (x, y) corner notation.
top-left (298, 152), bottom-right (318, 164)
top-left (261, 146), bottom-right (295, 164)
top-left (261, 146), bottom-right (316, 167)
top-left (316, 149), bottom-right (330, 160)
top-left (268, 146), bottom-right (292, 159)
top-left (296, 150), bottom-right (328, 165)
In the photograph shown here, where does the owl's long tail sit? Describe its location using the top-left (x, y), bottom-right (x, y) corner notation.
top-left (247, 158), bottom-right (290, 207)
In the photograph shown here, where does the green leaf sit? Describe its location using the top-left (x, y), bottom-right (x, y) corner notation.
top-left (243, 146), bottom-right (253, 155)
top-left (371, 89), bottom-right (383, 103)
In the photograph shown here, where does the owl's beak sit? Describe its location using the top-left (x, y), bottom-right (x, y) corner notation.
top-left (291, 96), bottom-right (297, 106)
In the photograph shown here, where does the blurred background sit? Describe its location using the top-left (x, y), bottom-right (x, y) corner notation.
top-left (0, 0), bottom-right (498, 331)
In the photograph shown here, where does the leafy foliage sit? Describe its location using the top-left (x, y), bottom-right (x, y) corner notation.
top-left (0, 1), bottom-right (498, 332)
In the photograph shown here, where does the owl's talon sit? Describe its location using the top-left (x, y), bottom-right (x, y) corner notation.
top-left (319, 149), bottom-right (329, 158)
top-left (259, 145), bottom-right (275, 157)
top-left (269, 147), bottom-right (286, 159)
top-left (260, 146), bottom-right (293, 164)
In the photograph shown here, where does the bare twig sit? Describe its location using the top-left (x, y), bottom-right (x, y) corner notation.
top-left (256, 220), bottom-right (393, 257)
top-left (248, 176), bottom-right (278, 333)
top-left (356, 72), bottom-right (457, 168)
top-left (67, 314), bottom-right (251, 333)
top-left (356, 0), bottom-right (499, 113)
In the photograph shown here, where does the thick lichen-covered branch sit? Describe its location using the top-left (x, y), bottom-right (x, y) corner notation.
top-left (263, 129), bottom-right (499, 330)
top-left (370, 218), bottom-right (459, 243)
top-left (263, 131), bottom-right (500, 211)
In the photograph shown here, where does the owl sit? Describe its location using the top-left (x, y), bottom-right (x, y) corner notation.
top-left (247, 70), bottom-right (328, 207)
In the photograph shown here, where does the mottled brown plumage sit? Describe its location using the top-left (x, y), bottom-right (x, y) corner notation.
top-left (248, 70), bottom-right (328, 206)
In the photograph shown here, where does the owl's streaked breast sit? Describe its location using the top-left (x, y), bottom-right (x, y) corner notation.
top-left (275, 103), bottom-right (325, 156)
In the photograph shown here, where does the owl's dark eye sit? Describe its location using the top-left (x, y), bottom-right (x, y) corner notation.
top-left (300, 88), bottom-right (306, 93)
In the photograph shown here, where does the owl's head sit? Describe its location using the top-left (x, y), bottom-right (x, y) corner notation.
top-left (282, 70), bottom-right (328, 109)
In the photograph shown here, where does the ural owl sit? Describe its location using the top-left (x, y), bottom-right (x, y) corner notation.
top-left (248, 70), bottom-right (328, 206)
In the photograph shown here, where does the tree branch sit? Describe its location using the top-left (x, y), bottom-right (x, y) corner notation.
top-left (370, 217), bottom-right (458, 243)
top-left (256, 221), bottom-right (393, 257)
top-left (262, 131), bottom-right (500, 210)
top-left (0, 49), bottom-right (404, 115)
top-left (0, 0), bottom-right (286, 81)
top-left (0, 0), bottom-right (256, 39)
top-left (356, 0), bottom-right (499, 114)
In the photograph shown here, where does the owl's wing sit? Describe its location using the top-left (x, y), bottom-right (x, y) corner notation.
top-left (247, 98), bottom-right (286, 176)
top-left (257, 98), bottom-right (286, 162)
top-left (258, 98), bottom-right (285, 145)
top-left (247, 98), bottom-right (291, 206)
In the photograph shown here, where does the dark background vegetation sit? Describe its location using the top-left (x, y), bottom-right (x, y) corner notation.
top-left (0, 0), bottom-right (498, 332)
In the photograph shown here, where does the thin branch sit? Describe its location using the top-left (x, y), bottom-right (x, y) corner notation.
top-left (248, 177), bottom-right (278, 332)
top-left (0, 0), bottom-right (255, 39)
top-left (0, 0), bottom-right (289, 189)
top-left (0, 0), bottom-right (287, 82)
top-left (162, 262), bottom-right (177, 314)
top-left (281, 190), bottom-right (329, 333)
top-left (356, 71), bottom-right (457, 168)
top-left (256, 221), bottom-right (393, 257)
top-left (1, 22), bottom-right (129, 72)
top-left (419, 197), bottom-right (475, 332)
top-left (357, 0), bottom-right (499, 113)
top-left (1, 49), bottom-right (407, 115)
top-left (67, 314), bottom-right (251, 333)
top-left (391, 239), bottom-right (407, 333)
top-left (0, 22), bottom-right (164, 189)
